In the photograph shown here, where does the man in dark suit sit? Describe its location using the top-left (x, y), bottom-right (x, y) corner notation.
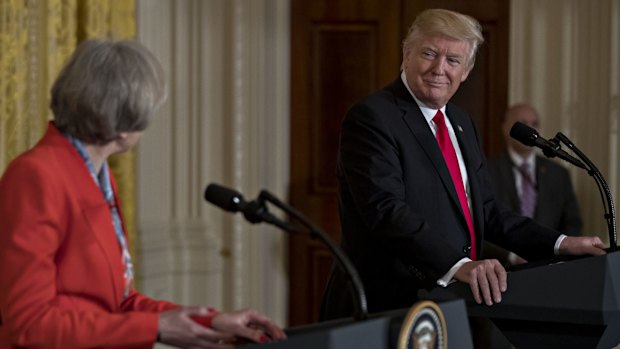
top-left (321, 9), bottom-right (605, 320)
top-left (485, 103), bottom-right (583, 265)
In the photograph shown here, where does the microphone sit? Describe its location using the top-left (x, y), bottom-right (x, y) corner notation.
top-left (204, 183), bottom-right (295, 230)
top-left (204, 183), bottom-right (246, 213)
top-left (555, 132), bottom-right (617, 251)
top-left (511, 123), bottom-right (617, 250)
top-left (509, 122), bottom-right (586, 169)
top-left (204, 183), bottom-right (370, 321)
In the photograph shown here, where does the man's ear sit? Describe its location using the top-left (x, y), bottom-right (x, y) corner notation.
top-left (401, 47), bottom-right (412, 71)
top-left (460, 67), bottom-right (472, 82)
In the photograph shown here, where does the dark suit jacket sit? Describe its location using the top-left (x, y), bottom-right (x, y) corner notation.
top-left (321, 77), bottom-right (561, 319)
top-left (486, 151), bottom-right (582, 235)
top-left (483, 152), bottom-right (582, 264)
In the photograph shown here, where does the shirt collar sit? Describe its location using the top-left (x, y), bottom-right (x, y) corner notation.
top-left (507, 147), bottom-right (536, 168)
top-left (401, 71), bottom-right (446, 123)
top-left (63, 133), bottom-right (114, 203)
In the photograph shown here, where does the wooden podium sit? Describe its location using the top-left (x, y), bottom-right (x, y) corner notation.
top-left (243, 299), bottom-right (472, 348)
top-left (428, 251), bottom-right (620, 348)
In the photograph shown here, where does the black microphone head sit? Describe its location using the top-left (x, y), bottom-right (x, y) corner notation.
top-left (204, 183), bottom-right (245, 212)
top-left (509, 121), bottom-right (539, 147)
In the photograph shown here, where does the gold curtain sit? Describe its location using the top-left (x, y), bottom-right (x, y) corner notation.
top-left (0, 0), bottom-right (139, 269)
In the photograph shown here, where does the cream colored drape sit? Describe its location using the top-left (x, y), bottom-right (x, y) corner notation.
top-left (510, 0), bottom-right (620, 240)
top-left (0, 0), bottom-right (139, 264)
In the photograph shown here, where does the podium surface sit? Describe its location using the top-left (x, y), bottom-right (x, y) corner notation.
top-left (244, 300), bottom-right (472, 348)
top-left (429, 251), bottom-right (620, 348)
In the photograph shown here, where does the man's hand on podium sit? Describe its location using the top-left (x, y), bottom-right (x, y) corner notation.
top-left (559, 236), bottom-right (607, 257)
top-left (454, 259), bottom-right (507, 306)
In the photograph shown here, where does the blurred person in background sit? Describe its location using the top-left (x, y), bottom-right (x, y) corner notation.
top-left (485, 103), bottom-right (582, 265)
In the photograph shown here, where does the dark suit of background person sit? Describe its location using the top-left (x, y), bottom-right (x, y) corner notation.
top-left (320, 9), bottom-right (605, 321)
top-left (485, 103), bottom-right (582, 265)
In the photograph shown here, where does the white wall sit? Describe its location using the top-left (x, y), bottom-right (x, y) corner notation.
top-left (134, 0), bottom-right (290, 337)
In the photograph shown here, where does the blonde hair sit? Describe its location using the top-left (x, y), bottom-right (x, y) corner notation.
top-left (402, 9), bottom-right (484, 69)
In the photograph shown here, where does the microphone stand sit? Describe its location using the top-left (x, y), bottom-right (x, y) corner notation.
top-left (553, 132), bottom-right (617, 252)
top-left (258, 190), bottom-right (369, 321)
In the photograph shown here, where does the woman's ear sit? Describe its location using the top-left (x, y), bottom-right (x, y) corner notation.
top-left (113, 132), bottom-right (130, 150)
top-left (113, 131), bottom-right (144, 152)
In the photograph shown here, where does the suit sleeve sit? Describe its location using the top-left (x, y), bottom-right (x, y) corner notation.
top-left (121, 290), bottom-right (178, 312)
top-left (0, 159), bottom-right (160, 349)
top-left (478, 159), bottom-right (561, 261)
top-left (557, 169), bottom-right (582, 236)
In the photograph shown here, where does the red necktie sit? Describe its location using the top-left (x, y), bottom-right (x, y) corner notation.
top-left (433, 110), bottom-right (477, 260)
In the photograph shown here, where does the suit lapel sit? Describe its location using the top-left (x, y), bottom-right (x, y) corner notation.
top-left (389, 79), bottom-right (464, 219)
top-left (76, 168), bottom-right (124, 306)
top-left (46, 125), bottom-right (125, 305)
top-left (388, 78), bottom-right (485, 248)
top-left (444, 105), bottom-right (484, 245)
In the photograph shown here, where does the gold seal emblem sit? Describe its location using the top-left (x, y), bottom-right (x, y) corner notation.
top-left (398, 301), bottom-right (447, 349)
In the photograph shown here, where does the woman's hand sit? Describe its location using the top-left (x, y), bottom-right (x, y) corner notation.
top-left (158, 306), bottom-right (286, 348)
top-left (158, 306), bottom-right (232, 348)
top-left (211, 309), bottom-right (287, 344)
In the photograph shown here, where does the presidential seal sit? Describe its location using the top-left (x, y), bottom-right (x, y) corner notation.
top-left (398, 301), bottom-right (447, 349)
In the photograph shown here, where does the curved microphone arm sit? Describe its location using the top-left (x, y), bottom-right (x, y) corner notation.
top-left (258, 190), bottom-right (369, 321)
top-left (554, 132), bottom-right (617, 252)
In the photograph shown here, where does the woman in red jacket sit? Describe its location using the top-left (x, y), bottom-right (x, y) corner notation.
top-left (0, 39), bottom-right (285, 349)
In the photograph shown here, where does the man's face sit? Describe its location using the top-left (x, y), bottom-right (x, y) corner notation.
top-left (402, 34), bottom-right (472, 109)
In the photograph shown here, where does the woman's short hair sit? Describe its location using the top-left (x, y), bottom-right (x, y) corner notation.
top-left (51, 39), bottom-right (166, 144)
top-left (402, 9), bottom-right (484, 69)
